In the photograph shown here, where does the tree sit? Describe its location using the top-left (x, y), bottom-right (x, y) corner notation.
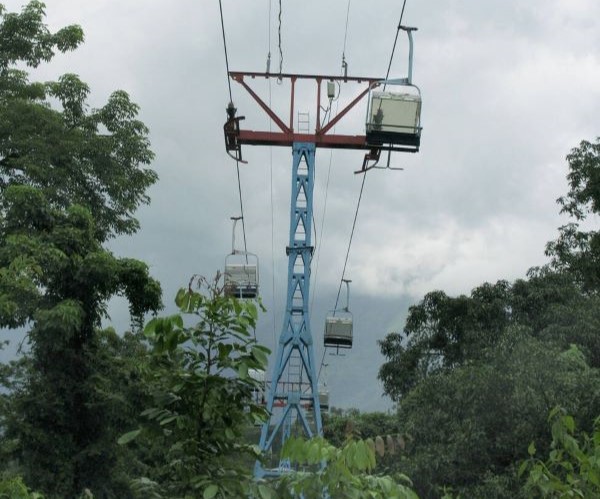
top-left (389, 336), bottom-right (600, 498)
top-left (377, 269), bottom-right (600, 497)
top-left (378, 267), bottom-right (600, 402)
top-left (0, 2), bottom-right (161, 496)
top-left (547, 138), bottom-right (600, 291)
top-left (520, 408), bottom-right (600, 498)
top-left (0, 188), bottom-right (161, 496)
top-left (378, 280), bottom-right (512, 400)
top-left (0, 2), bottom-right (157, 242)
top-left (277, 436), bottom-right (419, 499)
top-left (121, 276), bottom-right (270, 498)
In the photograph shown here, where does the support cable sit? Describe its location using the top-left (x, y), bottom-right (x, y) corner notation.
top-left (266, 0), bottom-right (272, 72)
top-left (235, 164), bottom-right (249, 259)
top-left (277, 0), bottom-right (283, 80)
top-left (219, 0), bottom-right (249, 259)
top-left (218, 0), bottom-right (233, 102)
top-left (311, 0), bottom-right (352, 315)
top-left (334, 172), bottom-right (367, 311)
top-left (383, 0), bottom-right (408, 91)
top-left (268, 0), bottom-right (277, 347)
top-left (341, 0), bottom-right (352, 70)
top-left (329, 0), bottom-right (408, 313)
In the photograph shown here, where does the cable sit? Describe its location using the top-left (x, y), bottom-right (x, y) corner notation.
top-left (218, 0), bottom-right (233, 102)
top-left (235, 163), bottom-right (249, 259)
top-left (219, 0), bottom-right (249, 260)
top-left (334, 171), bottom-right (367, 311)
top-left (268, 0), bottom-right (277, 348)
top-left (317, 348), bottom-right (327, 381)
top-left (266, 0), bottom-right (272, 72)
top-left (341, 0), bottom-right (352, 64)
top-left (311, 0), bottom-right (353, 316)
top-left (383, 0), bottom-right (408, 90)
top-left (277, 0), bottom-right (283, 80)
top-left (325, 0), bottom-right (409, 316)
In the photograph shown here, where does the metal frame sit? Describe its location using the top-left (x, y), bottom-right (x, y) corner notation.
top-left (224, 216), bottom-right (259, 298)
top-left (223, 72), bottom-right (421, 159)
top-left (255, 142), bottom-right (322, 478)
top-left (324, 279), bottom-right (353, 349)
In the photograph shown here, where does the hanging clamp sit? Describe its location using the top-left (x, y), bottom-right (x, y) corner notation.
top-left (224, 102), bottom-right (248, 164)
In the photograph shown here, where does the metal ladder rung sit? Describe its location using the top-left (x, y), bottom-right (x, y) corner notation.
top-left (297, 112), bottom-right (310, 133)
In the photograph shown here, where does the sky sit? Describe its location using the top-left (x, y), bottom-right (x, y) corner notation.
top-left (2, 0), bottom-right (600, 412)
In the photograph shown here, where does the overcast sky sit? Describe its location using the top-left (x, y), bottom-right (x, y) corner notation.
top-left (3, 0), bottom-right (600, 411)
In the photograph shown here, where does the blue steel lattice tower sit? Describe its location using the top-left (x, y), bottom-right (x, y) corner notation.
top-left (223, 61), bottom-right (422, 478)
top-left (255, 142), bottom-right (322, 478)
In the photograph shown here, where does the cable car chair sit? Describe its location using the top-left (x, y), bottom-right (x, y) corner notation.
top-left (365, 26), bottom-right (422, 152)
top-left (324, 279), bottom-right (353, 349)
top-left (224, 216), bottom-right (259, 299)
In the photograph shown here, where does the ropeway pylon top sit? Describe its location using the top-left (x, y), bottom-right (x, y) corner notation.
top-left (223, 71), bottom-right (421, 172)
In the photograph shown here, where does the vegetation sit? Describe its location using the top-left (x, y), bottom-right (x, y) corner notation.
top-left (520, 407), bottom-right (600, 498)
top-left (377, 137), bottom-right (600, 498)
top-left (120, 276), bottom-right (270, 498)
top-left (0, 2), bottom-right (599, 498)
top-left (0, 2), bottom-right (160, 497)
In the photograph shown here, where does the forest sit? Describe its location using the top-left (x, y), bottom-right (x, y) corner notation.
top-left (1, 2), bottom-right (600, 498)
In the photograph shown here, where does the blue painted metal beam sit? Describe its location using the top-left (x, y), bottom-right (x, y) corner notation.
top-left (255, 142), bottom-right (322, 478)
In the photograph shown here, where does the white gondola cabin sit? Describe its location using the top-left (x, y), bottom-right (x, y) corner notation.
top-left (324, 311), bottom-right (353, 348)
top-left (319, 389), bottom-right (329, 411)
top-left (224, 254), bottom-right (259, 298)
top-left (365, 26), bottom-right (422, 151)
top-left (224, 216), bottom-right (259, 299)
top-left (324, 279), bottom-right (353, 349)
top-left (366, 87), bottom-right (421, 149)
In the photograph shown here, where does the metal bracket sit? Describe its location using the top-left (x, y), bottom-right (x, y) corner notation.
top-left (357, 148), bottom-right (404, 174)
top-left (224, 102), bottom-right (248, 164)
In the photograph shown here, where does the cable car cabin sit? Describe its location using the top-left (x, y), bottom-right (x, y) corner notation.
top-left (366, 89), bottom-right (422, 150)
top-left (319, 389), bottom-right (329, 411)
top-left (224, 253), bottom-right (259, 299)
top-left (324, 309), bottom-right (353, 348)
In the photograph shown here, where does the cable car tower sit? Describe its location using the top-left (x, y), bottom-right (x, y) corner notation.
top-left (224, 27), bottom-right (421, 479)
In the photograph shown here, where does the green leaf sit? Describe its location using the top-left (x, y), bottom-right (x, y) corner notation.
top-left (203, 484), bottom-right (219, 499)
top-left (563, 415), bottom-right (576, 433)
top-left (252, 345), bottom-right (269, 366)
top-left (118, 429), bottom-right (142, 445)
top-left (518, 460), bottom-right (529, 478)
top-left (159, 415), bottom-right (177, 426)
top-left (258, 484), bottom-right (273, 499)
top-left (238, 362), bottom-right (249, 380)
top-left (528, 441), bottom-right (536, 456)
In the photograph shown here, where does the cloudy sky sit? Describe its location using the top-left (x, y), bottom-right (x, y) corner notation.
top-left (3, 0), bottom-right (600, 411)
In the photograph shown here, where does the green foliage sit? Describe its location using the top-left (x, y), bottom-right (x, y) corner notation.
top-left (274, 436), bottom-right (419, 499)
top-left (378, 264), bottom-right (600, 497)
top-left (547, 138), bottom-right (600, 291)
top-left (394, 333), bottom-right (600, 498)
top-left (0, 1), bottom-right (82, 70)
top-left (521, 408), bottom-right (600, 498)
top-left (0, 474), bottom-right (43, 498)
top-left (122, 276), bottom-right (270, 498)
top-left (0, 3), bottom-right (161, 496)
top-left (324, 409), bottom-right (399, 448)
top-left (0, 2), bottom-right (157, 242)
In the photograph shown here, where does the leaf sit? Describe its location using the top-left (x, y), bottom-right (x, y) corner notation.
top-left (258, 484), bottom-right (273, 499)
top-left (118, 429), bottom-right (141, 445)
top-left (518, 460), bottom-right (529, 478)
top-left (159, 415), bottom-right (177, 426)
top-left (238, 362), bottom-right (249, 380)
top-left (528, 441), bottom-right (536, 456)
top-left (252, 345), bottom-right (269, 366)
top-left (203, 484), bottom-right (219, 499)
top-left (563, 415), bottom-right (576, 433)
